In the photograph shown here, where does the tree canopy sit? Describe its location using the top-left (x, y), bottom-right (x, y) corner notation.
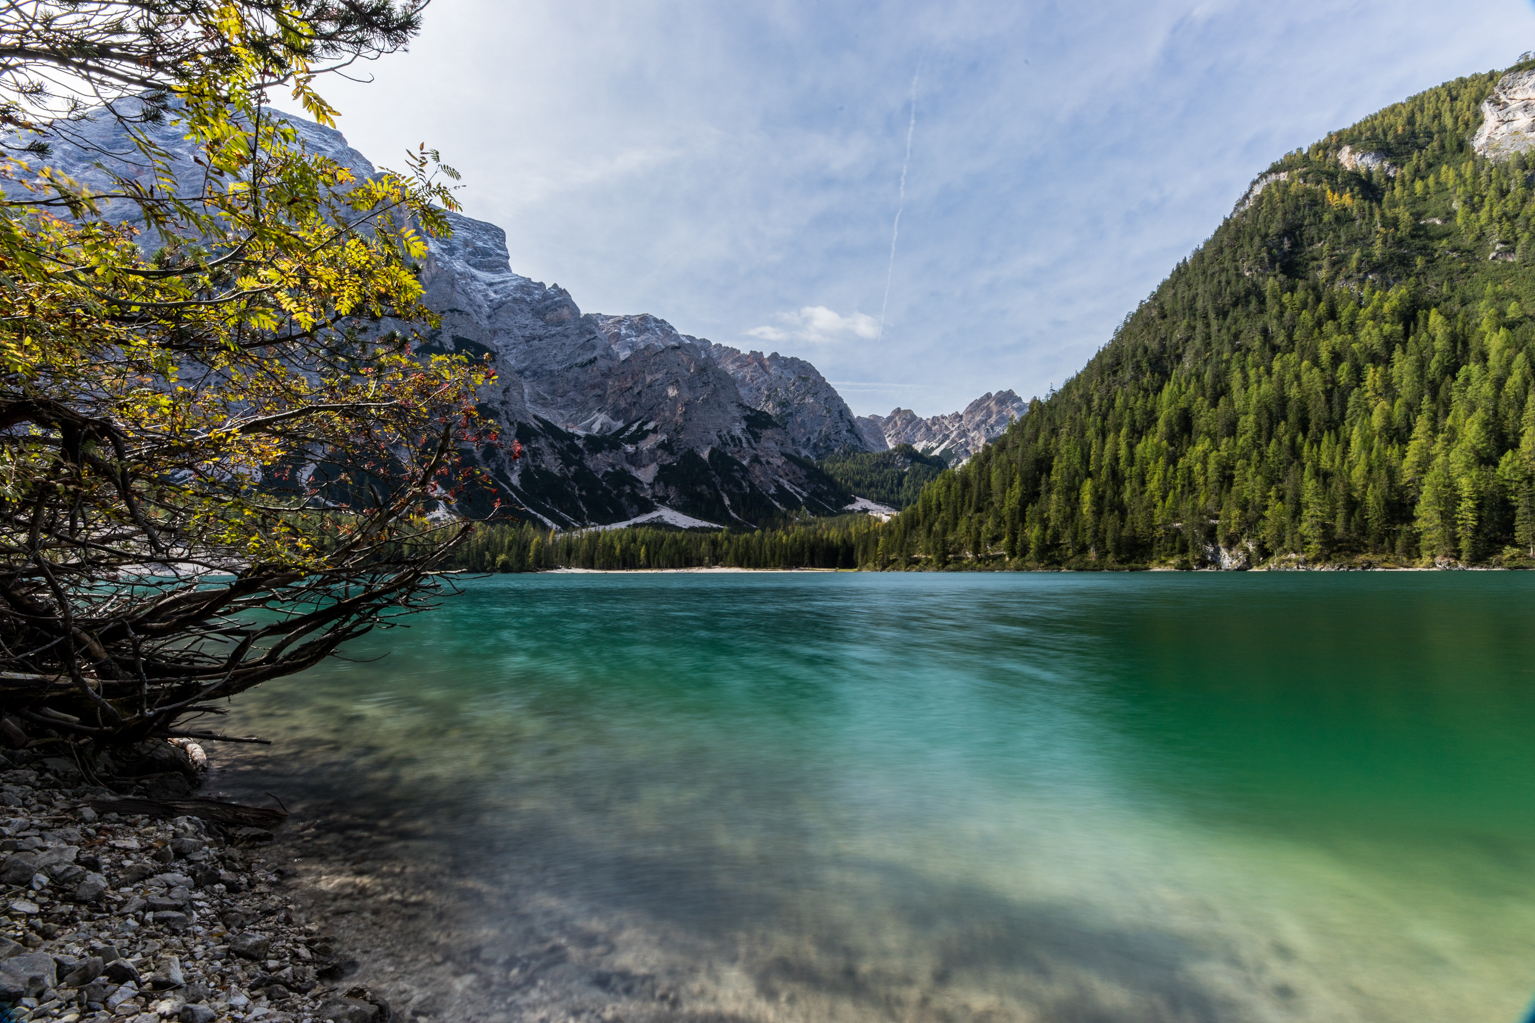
top-left (0, 1), bottom-right (500, 746)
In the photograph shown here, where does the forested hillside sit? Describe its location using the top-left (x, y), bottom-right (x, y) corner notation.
top-left (875, 63), bottom-right (1535, 569)
top-left (816, 445), bottom-right (949, 509)
top-left (448, 516), bottom-right (880, 571)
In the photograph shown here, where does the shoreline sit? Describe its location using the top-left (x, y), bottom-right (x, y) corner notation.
top-left (524, 562), bottom-right (1527, 574)
top-left (545, 566), bottom-right (841, 574)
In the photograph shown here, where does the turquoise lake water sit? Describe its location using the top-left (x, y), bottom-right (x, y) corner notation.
top-left (217, 572), bottom-right (1535, 1021)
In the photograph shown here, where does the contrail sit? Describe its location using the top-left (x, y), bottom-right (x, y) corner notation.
top-left (878, 70), bottom-right (919, 343)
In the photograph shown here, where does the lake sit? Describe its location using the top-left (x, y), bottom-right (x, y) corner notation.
top-left (212, 571), bottom-right (1535, 1022)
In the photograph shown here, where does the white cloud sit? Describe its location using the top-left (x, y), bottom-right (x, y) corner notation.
top-left (748, 306), bottom-right (880, 345)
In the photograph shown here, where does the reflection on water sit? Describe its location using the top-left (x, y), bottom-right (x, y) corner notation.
top-left (214, 573), bottom-right (1535, 1022)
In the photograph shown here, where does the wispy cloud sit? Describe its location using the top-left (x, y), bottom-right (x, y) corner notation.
top-left (748, 306), bottom-right (880, 345)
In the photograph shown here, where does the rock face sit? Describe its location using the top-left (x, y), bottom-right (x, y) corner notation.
top-left (699, 343), bottom-right (868, 458)
top-left (1236, 171), bottom-right (1289, 213)
top-left (419, 217), bottom-right (850, 527)
top-left (857, 391), bottom-right (1027, 462)
top-left (1473, 69), bottom-right (1535, 160)
top-left (1336, 145), bottom-right (1394, 175)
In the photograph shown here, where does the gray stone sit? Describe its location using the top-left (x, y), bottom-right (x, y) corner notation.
top-left (314, 996), bottom-right (379, 1023)
top-left (0, 938), bottom-right (21, 959)
top-left (0, 851), bottom-right (37, 885)
top-left (104, 979), bottom-right (138, 1010)
top-left (179, 1005), bottom-right (216, 1023)
top-left (151, 910), bottom-right (190, 933)
top-left (49, 862), bottom-right (86, 885)
top-left (1474, 69), bottom-right (1535, 161)
top-left (74, 872), bottom-right (107, 903)
top-left (702, 341), bottom-right (872, 459)
top-left (33, 844), bottom-right (77, 870)
top-left (169, 838), bottom-right (204, 859)
top-left (103, 959), bottom-right (141, 985)
top-left (229, 933), bottom-right (270, 960)
top-left (119, 862), bottom-right (155, 884)
top-left (856, 390), bottom-right (1027, 464)
top-left (146, 954), bottom-right (184, 990)
top-left (62, 955), bottom-right (104, 986)
top-left (0, 950), bottom-right (57, 997)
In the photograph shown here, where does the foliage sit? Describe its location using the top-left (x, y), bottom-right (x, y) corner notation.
top-left (0, 1), bottom-right (499, 745)
top-left (448, 516), bottom-right (883, 573)
top-left (874, 64), bottom-right (1535, 571)
top-left (816, 445), bottom-right (947, 509)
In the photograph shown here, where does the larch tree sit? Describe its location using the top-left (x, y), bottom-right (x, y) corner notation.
top-left (0, 1), bottom-right (505, 749)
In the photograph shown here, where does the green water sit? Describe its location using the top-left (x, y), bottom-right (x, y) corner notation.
top-left (217, 572), bottom-right (1535, 1021)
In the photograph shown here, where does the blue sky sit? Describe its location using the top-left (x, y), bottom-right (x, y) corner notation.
top-left (320, 0), bottom-right (1535, 417)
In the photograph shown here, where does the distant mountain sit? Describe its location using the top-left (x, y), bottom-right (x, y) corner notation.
top-left (856, 391), bottom-right (1027, 462)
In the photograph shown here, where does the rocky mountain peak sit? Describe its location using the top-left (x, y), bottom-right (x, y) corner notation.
top-left (856, 390), bottom-right (1027, 463)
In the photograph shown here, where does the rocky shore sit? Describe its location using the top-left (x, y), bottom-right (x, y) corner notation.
top-left (0, 744), bottom-right (391, 1023)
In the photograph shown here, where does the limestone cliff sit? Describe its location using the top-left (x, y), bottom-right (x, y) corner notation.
top-left (1472, 69), bottom-right (1535, 160)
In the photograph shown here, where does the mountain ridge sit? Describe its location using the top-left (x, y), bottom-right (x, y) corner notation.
top-left (856, 391), bottom-right (1028, 463)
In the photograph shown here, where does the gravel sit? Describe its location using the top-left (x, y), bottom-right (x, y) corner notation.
top-left (0, 746), bottom-right (390, 1023)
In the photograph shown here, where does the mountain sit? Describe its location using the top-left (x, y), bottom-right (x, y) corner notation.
top-left (418, 216), bottom-right (854, 527)
top-left (855, 391), bottom-right (1028, 462)
top-left (868, 61), bottom-right (1535, 570)
top-left (19, 100), bottom-right (863, 528)
top-left (21, 100), bottom-right (1028, 528)
top-left (699, 343), bottom-right (869, 458)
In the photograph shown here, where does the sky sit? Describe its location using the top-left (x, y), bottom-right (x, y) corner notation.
top-left (316, 0), bottom-right (1535, 417)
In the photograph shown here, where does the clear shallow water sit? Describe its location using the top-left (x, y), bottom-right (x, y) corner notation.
top-left (216, 572), bottom-right (1535, 1022)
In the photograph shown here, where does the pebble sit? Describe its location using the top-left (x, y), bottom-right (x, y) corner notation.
top-left (0, 746), bottom-right (381, 1023)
